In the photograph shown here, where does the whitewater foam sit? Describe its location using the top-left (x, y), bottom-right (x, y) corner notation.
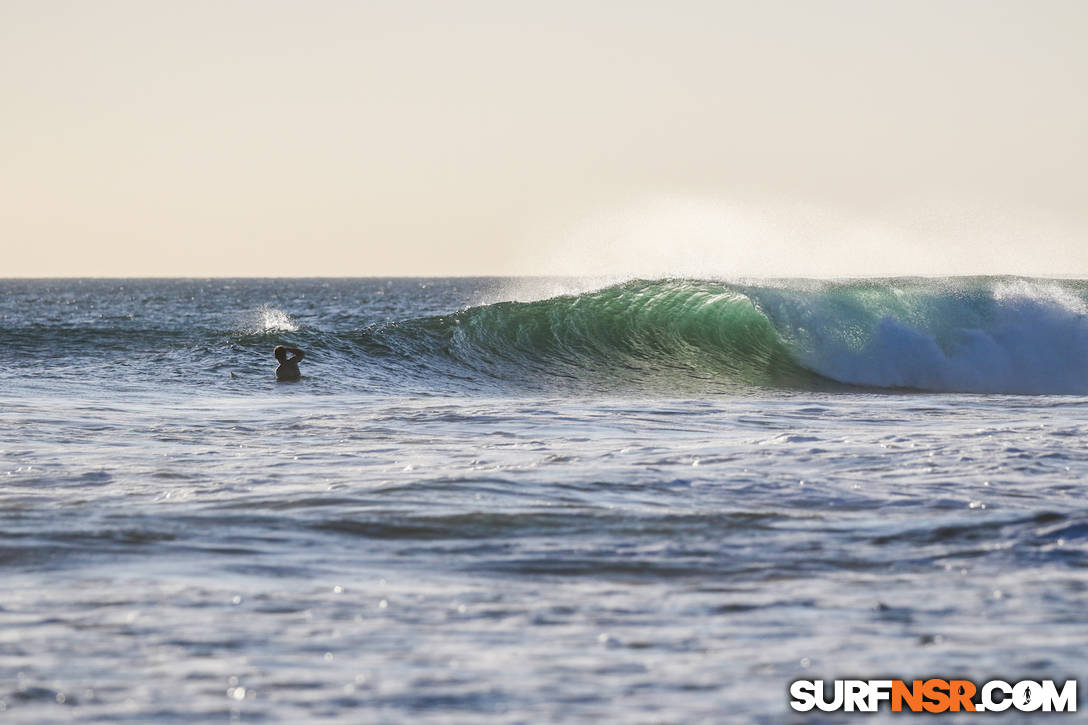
top-left (746, 278), bottom-right (1088, 394)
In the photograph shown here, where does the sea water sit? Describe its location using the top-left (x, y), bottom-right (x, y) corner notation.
top-left (1, 277), bottom-right (1085, 723)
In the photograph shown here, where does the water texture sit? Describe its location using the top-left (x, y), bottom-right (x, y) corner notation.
top-left (0, 278), bottom-right (1085, 722)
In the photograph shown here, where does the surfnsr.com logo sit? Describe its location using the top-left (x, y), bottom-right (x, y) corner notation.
top-left (789, 679), bottom-right (1078, 713)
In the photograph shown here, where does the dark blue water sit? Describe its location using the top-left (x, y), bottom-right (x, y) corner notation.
top-left (1, 278), bottom-right (1085, 722)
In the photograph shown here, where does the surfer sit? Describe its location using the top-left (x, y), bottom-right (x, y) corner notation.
top-left (274, 345), bottom-right (305, 382)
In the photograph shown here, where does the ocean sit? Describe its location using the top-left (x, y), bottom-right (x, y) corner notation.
top-left (1, 277), bottom-right (1085, 722)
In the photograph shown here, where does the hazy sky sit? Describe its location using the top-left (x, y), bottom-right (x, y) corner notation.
top-left (3, 0), bottom-right (1087, 277)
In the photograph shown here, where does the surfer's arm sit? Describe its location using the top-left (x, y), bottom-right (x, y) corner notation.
top-left (285, 348), bottom-right (305, 363)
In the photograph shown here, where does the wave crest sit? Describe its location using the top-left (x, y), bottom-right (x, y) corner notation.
top-left (357, 277), bottom-right (1088, 394)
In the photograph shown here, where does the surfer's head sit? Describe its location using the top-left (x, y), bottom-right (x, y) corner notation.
top-left (273, 345), bottom-right (288, 363)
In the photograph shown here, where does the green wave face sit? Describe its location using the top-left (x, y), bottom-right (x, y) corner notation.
top-left (373, 279), bottom-right (831, 394)
top-left (390, 276), bottom-right (1088, 395)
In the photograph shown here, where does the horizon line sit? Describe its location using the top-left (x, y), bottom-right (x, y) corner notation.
top-left (5, 273), bottom-right (1088, 283)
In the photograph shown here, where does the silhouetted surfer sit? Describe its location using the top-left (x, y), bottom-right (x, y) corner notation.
top-left (274, 346), bottom-right (305, 382)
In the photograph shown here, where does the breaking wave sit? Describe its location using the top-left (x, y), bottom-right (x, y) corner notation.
top-left (352, 277), bottom-right (1088, 394)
